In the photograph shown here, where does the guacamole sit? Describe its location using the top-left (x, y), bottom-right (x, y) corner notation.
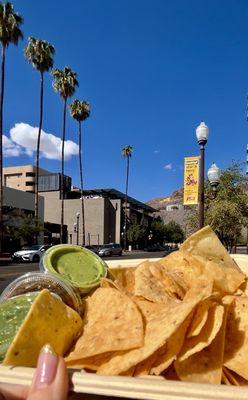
top-left (41, 245), bottom-right (108, 293)
top-left (0, 293), bottom-right (37, 362)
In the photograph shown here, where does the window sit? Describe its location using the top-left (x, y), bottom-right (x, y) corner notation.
top-left (26, 181), bottom-right (35, 186)
top-left (26, 172), bottom-right (35, 177)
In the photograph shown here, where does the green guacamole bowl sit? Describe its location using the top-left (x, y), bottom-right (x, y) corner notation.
top-left (40, 245), bottom-right (108, 295)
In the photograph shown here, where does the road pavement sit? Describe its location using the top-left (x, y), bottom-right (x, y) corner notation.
top-left (0, 251), bottom-right (165, 294)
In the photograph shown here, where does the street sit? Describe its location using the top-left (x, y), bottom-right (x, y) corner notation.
top-left (0, 251), bottom-right (165, 295)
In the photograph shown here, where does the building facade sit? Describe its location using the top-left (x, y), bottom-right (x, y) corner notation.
top-left (3, 165), bottom-right (50, 193)
top-left (3, 165), bottom-right (156, 247)
top-left (2, 186), bottom-right (44, 251)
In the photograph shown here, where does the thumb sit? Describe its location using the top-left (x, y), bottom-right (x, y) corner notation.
top-left (27, 344), bottom-right (69, 400)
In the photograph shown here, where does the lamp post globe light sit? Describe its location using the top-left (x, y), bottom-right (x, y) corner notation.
top-left (207, 162), bottom-right (221, 195)
top-left (196, 121), bottom-right (209, 229)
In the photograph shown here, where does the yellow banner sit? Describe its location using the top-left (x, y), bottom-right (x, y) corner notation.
top-left (183, 156), bottom-right (200, 205)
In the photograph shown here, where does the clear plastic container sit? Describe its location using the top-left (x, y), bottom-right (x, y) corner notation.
top-left (0, 272), bottom-right (83, 315)
top-left (40, 244), bottom-right (108, 295)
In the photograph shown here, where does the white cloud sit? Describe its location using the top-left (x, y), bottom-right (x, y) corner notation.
top-left (8, 122), bottom-right (78, 161)
top-left (164, 163), bottom-right (172, 170)
top-left (3, 135), bottom-right (22, 157)
top-left (153, 150), bottom-right (160, 154)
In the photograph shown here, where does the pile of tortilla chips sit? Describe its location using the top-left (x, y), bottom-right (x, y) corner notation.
top-left (65, 226), bottom-right (248, 386)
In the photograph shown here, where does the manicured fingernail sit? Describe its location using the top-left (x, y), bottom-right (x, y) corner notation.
top-left (34, 344), bottom-right (58, 389)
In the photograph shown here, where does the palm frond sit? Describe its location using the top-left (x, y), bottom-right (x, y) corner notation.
top-left (24, 37), bottom-right (55, 72)
top-left (69, 99), bottom-right (90, 122)
top-left (122, 145), bottom-right (133, 157)
top-left (52, 66), bottom-right (79, 99)
top-left (0, 2), bottom-right (23, 47)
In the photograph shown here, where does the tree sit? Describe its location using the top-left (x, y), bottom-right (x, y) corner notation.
top-left (24, 37), bottom-right (55, 237)
top-left (205, 163), bottom-right (248, 251)
top-left (127, 224), bottom-right (146, 247)
top-left (0, 2), bottom-right (23, 251)
top-left (122, 145), bottom-right (133, 250)
top-left (165, 220), bottom-right (184, 243)
top-left (52, 67), bottom-right (78, 243)
top-left (186, 163), bottom-right (248, 251)
top-left (69, 99), bottom-right (90, 246)
top-left (150, 220), bottom-right (166, 245)
top-left (11, 215), bottom-right (44, 246)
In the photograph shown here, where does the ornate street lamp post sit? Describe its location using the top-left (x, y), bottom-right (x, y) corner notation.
top-left (76, 212), bottom-right (80, 245)
top-left (196, 122), bottom-right (221, 228)
top-left (196, 122), bottom-right (209, 229)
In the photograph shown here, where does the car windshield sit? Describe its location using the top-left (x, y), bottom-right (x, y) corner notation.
top-left (101, 244), bottom-right (112, 249)
top-left (22, 245), bottom-right (41, 251)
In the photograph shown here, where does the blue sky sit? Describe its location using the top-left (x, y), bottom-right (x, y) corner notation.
top-left (3, 0), bottom-right (248, 202)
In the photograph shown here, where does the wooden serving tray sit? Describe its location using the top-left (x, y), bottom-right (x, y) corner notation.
top-left (1, 365), bottom-right (248, 400)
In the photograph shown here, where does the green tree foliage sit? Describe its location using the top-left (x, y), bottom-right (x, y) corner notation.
top-left (150, 220), bottom-right (166, 244)
top-left (14, 216), bottom-right (43, 246)
top-left (205, 163), bottom-right (248, 251)
top-left (127, 224), bottom-right (146, 245)
top-left (69, 100), bottom-right (90, 246)
top-left (10, 215), bottom-right (44, 246)
top-left (165, 220), bottom-right (184, 243)
top-left (186, 163), bottom-right (248, 251)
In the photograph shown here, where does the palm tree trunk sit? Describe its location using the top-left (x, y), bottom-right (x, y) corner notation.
top-left (78, 121), bottom-right (85, 246)
top-left (35, 71), bottom-right (44, 243)
top-left (60, 97), bottom-right (67, 243)
top-left (124, 156), bottom-right (130, 251)
top-left (0, 45), bottom-right (6, 253)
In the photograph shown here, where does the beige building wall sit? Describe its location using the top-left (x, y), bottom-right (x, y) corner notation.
top-left (40, 191), bottom-right (110, 245)
top-left (3, 165), bottom-right (50, 192)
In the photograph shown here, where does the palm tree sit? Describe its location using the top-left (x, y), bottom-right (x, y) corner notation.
top-left (0, 2), bottom-right (23, 251)
top-left (121, 145), bottom-right (133, 250)
top-left (69, 99), bottom-right (90, 246)
top-left (24, 37), bottom-right (55, 239)
top-left (52, 67), bottom-right (78, 243)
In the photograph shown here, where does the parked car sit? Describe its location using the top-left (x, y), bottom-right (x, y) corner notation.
top-left (11, 245), bottom-right (51, 263)
top-left (84, 245), bottom-right (100, 254)
top-left (98, 243), bottom-right (122, 257)
top-left (144, 244), bottom-right (165, 252)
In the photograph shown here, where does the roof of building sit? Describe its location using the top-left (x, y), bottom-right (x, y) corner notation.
top-left (68, 188), bottom-right (157, 213)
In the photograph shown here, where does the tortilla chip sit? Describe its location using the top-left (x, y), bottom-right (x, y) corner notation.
top-left (174, 296), bottom-right (229, 384)
top-left (163, 364), bottom-right (180, 381)
top-left (180, 226), bottom-right (241, 271)
top-left (180, 226), bottom-right (245, 294)
top-left (97, 282), bottom-right (212, 376)
top-left (222, 369), bottom-right (232, 385)
top-left (158, 251), bottom-right (205, 292)
top-left (187, 299), bottom-right (211, 337)
top-left (223, 367), bottom-right (248, 386)
top-left (66, 352), bottom-right (115, 371)
top-left (224, 297), bottom-right (248, 380)
top-left (134, 261), bottom-right (172, 303)
top-left (3, 289), bottom-right (83, 367)
top-left (150, 312), bottom-right (193, 375)
top-left (134, 347), bottom-right (162, 376)
top-left (110, 267), bottom-right (135, 295)
top-left (178, 303), bottom-right (224, 362)
top-left (66, 287), bottom-right (144, 362)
